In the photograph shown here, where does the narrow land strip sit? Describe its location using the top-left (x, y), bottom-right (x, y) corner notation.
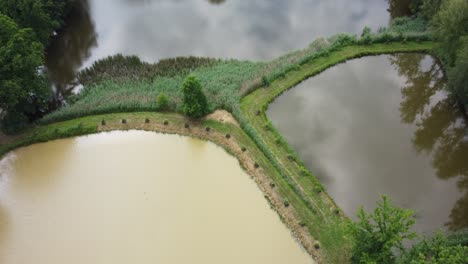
top-left (0, 41), bottom-right (436, 264)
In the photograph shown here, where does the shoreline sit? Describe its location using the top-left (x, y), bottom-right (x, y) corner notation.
top-left (0, 111), bottom-right (321, 263)
top-left (0, 42), bottom-right (437, 264)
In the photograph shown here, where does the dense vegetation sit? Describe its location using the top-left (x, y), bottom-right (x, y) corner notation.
top-left (411, 0), bottom-right (468, 110)
top-left (349, 196), bottom-right (417, 263)
top-left (0, 14), bottom-right (50, 133)
top-left (181, 75), bottom-right (209, 118)
top-left (0, 0), bottom-right (74, 133)
top-left (40, 15), bottom-right (432, 126)
top-left (350, 195), bottom-right (468, 264)
top-left (1, 1), bottom-right (467, 262)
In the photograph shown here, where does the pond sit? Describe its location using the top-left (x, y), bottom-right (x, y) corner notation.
top-left (0, 131), bottom-right (313, 264)
top-left (46, 0), bottom-right (405, 97)
top-left (267, 54), bottom-right (468, 234)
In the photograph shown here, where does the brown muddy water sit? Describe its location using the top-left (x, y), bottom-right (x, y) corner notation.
top-left (0, 131), bottom-right (313, 264)
top-left (267, 54), bottom-right (468, 234)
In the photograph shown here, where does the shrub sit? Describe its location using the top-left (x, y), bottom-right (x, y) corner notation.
top-left (254, 162), bottom-right (259, 169)
top-left (184, 123), bottom-right (190, 128)
top-left (121, 119), bottom-right (126, 124)
top-left (181, 75), bottom-right (209, 118)
top-left (269, 182), bottom-right (275, 188)
top-left (262, 76), bottom-right (270, 87)
top-left (284, 199), bottom-right (290, 207)
top-left (205, 126), bottom-right (211, 132)
top-left (1, 111), bottom-right (29, 134)
top-left (314, 242), bottom-right (321, 250)
top-left (360, 26), bottom-right (373, 44)
top-left (101, 119), bottom-right (106, 125)
top-left (163, 120), bottom-right (168, 125)
top-left (225, 134), bottom-right (231, 139)
top-left (145, 118), bottom-right (150, 123)
top-left (241, 146), bottom-right (247, 152)
top-left (157, 92), bottom-right (170, 111)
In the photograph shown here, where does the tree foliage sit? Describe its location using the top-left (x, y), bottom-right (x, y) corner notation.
top-left (349, 195), bottom-right (417, 264)
top-left (181, 75), bottom-right (208, 118)
top-left (156, 92), bottom-right (170, 111)
top-left (398, 231), bottom-right (468, 264)
top-left (0, 14), bottom-right (50, 133)
top-left (431, 0), bottom-right (468, 66)
top-left (447, 38), bottom-right (468, 108)
top-left (0, 0), bottom-right (68, 45)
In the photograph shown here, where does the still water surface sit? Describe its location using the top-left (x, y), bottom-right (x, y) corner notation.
top-left (46, 0), bottom-right (398, 96)
top-left (0, 131), bottom-right (313, 264)
top-left (268, 54), bottom-right (468, 233)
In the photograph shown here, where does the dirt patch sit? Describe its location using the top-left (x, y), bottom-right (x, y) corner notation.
top-left (206, 110), bottom-right (239, 127)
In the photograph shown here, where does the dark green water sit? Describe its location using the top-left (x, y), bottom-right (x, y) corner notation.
top-left (267, 54), bottom-right (468, 233)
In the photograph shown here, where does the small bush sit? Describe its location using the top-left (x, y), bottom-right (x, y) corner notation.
top-left (314, 242), bottom-right (320, 250)
top-left (254, 162), bottom-right (259, 169)
top-left (270, 182), bottom-right (275, 188)
top-left (262, 76), bottom-right (270, 87)
top-left (184, 123), bottom-right (190, 128)
top-left (1, 111), bottom-right (29, 134)
top-left (205, 126), bottom-right (211, 132)
top-left (241, 146), bottom-right (247, 152)
top-left (163, 120), bottom-right (169, 125)
top-left (284, 199), bottom-right (290, 207)
top-left (256, 110), bottom-right (261, 116)
top-left (334, 208), bottom-right (340, 215)
top-left (315, 185), bottom-right (324, 194)
top-left (225, 134), bottom-right (231, 139)
top-left (145, 118), bottom-right (150, 123)
top-left (299, 222), bottom-right (306, 227)
top-left (101, 119), bottom-right (106, 125)
top-left (157, 92), bottom-right (170, 111)
top-left (121, 119), bottom-right (127, 124)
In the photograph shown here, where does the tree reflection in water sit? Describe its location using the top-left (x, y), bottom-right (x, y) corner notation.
top-left (45, 0), bottom-right (97, 106)
top-left (390, 54), bottom-right (468, 231)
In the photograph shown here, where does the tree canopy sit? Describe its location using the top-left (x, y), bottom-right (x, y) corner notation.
top-left (349, 195), bottom-right (417, 264)
top-left (0, 0), bottom-right (68, 45)
top-left (0, 14), bottom-right (50, 133)
top-left (181, 75), bottom-right (209, 118)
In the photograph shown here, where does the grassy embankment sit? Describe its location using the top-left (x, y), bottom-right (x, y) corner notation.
top-left (239, 41), bottom-right (435, 263)
top-left (0, 40), bottom-right (435, 263)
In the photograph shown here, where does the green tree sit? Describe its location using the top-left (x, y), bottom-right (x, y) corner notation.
top-left (181, 75), bottom-right (208, 118)
top-left (0, 0), bottom-right (68, 45)
top-left (398, 231), bottom-right (468, 264)
top-left (0, 14), bottom-right (50, 133)
top-left (431, 0), bottom-right (468, 66)
top-left (448, 37), bottom-right (468, 109)
top-left (156, 92), bottom-right (170, 111)
top-left (349, 195), bottom-right (417, 264)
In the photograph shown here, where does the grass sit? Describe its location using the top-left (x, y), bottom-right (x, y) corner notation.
top-left (239, 41), bottom-right (436, 263)
top-left (2, 34), bottom-right (437, 263)
top-left (41, 59), bottom-right (265, 125)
